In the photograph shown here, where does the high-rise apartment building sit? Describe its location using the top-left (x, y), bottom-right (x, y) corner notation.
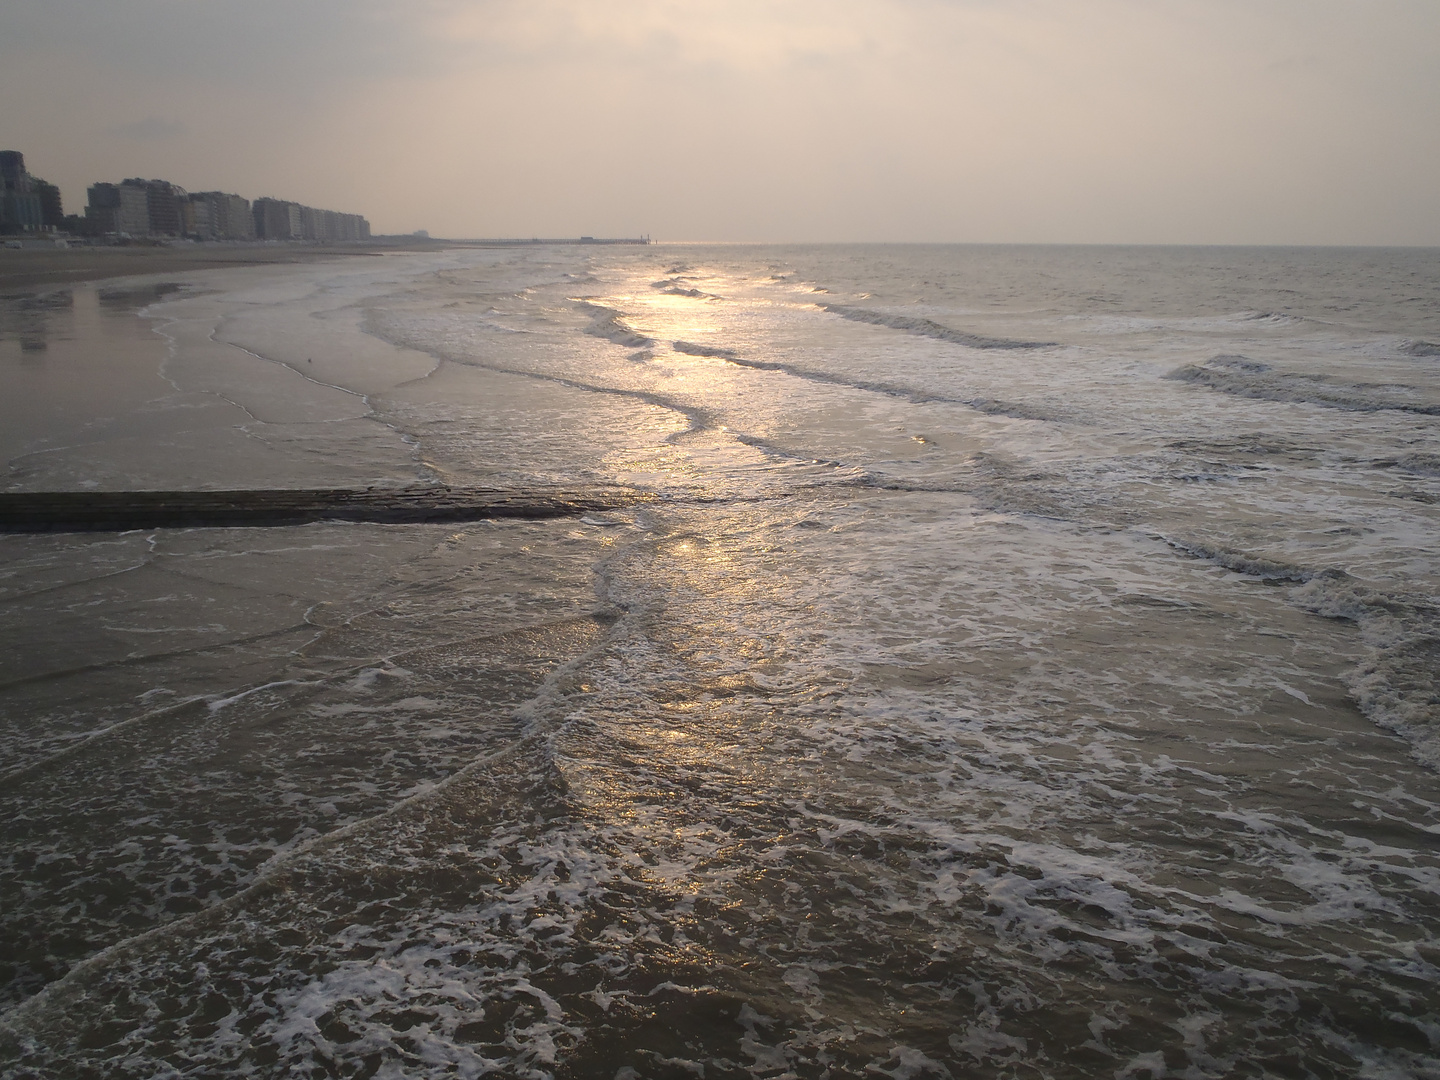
top-left (252, 197), bottom-right (303, 241)
top-left (85, 183), bottom-right (122, 233)
top-left (216, 193), bottom-right (256, 240)
top-left (0, 151), bottom-right (44, 234)
top-left (32, 180), bottom-right (64, 229)
top-left (188, 192), bottom-right (255, 241)
top-left (77, 167), bottom-right (369, 242)
top-left (84, 178), bottom-right (191, 238)
top-left (116, 182), bottom-right (152, 236)
top-left (141, 180), bottom-right (187, 237)
top-left (86, 183), bottom-right (121, 233)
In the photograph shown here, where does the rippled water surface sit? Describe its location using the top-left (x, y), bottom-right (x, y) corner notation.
top-left (2, 245), bottom-right (1439, 1078)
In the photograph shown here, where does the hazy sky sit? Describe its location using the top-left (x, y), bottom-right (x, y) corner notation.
top-left (4, 0), bottom-right (1438, 243)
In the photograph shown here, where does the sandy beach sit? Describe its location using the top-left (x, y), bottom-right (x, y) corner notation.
top-left (0, 241), bottom-right (450, 292)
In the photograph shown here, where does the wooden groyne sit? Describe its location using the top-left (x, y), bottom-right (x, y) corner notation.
top-left (0, 486), bottom-right (655, 533)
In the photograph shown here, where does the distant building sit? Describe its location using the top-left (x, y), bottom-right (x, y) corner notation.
top-left (331, 211), bottom-right (369, 242)
top-left (83, 178), bottom-right (190, 238)
top-left (252, 197), bottom-right (302, 241)
top-left (299, 205), bottom-right (326, 243)
top-left (142, 180), bottom-right (187, 237)
top-left (253, 197), bottom-right (366, 242)
top-left (182, 194), bottom-right (210, 238)
top-left (86, 182), bottom-right (122, 233)
top-left (0, 151), bottom-right (44, 234)
top-left (79, 173), bottom-right (369, 244)
top-left (32, 180), bottom-right (64, 229)
top-left (116, 181), bottom-right (151, 236)
top-left (188, 191), bottom-right (254, 241)
top-left (217, 192), bottom-right (255, 240)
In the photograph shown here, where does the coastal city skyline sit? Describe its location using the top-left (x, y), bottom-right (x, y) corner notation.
top-left (1, 149), bottom-right (370, 243)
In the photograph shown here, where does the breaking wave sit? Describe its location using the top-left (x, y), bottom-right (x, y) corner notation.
top-left (1396, 453), bottom-right (1440, 477)
top-left (821, 305), bottom-right (1056, 350)
top-left (650, 278), bottom-right (720, 300)
top-left (1295, 573), bottom-right (1440, 770)
top-left (1163, 539), bottom-right (1440, 768)
top-left (1401, 340), bottom-right (1440, 358)
top-left (577, 301), bottom-right (655, 349)
top-left (1159, 536), bottom-right (1314, 582)
top-left (671, 341), bottom-right (738, 360)
top-left (671, 341), bottom-right (1065, 422)
top-left (1207, 354), bottom-right (1271, 373)
top-left (1240, 311), bottom-right (1307, 326)
top-left (1166, 356), bottom-right (1440, 415)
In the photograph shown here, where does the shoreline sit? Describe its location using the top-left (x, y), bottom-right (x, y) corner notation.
top-left (0, 241), bottom-right (453, 292)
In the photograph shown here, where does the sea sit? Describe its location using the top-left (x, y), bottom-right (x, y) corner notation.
top-left (1, 244), bottom-right (1438, 1079)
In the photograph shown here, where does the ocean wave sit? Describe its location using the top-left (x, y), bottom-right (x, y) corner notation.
top-left (1163, 539), bottom-right (1440, 769)
top-left (1158, 536), bottom-right (1314, 582)
top-left (1166, 357), bottom-right (1440, 415)
top-left (577, 301), bottom-right (655, 349)
top-left (1400, 340), bottom-right (1440, 358)
top-left (965, 397), bottom-right (1067, 421)
top-left (1165, 434), bottom-right (1314, 458)
top-left (1208, 354), bottom-right (1272, 373)
top-left (1396, 453), bottom-right (1440, 477)
top-left (671, 340), bottom-right (739, 360)
top-left (670, 341), bottom-right (1066, 421)
top-left (1293, 573), bottom-right (1440, 770)
top-left (1240, 311), bottom-right (1308, 326)
top-left (821, 305), bottom-right (1056, 350)
top-left (650, 277), bottom-right (721, 300)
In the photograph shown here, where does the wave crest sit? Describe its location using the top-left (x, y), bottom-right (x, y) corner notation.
top-left (1294, 573), bottom-right (1440, 770)
top-left (1397, 453), bottom-right (1440, 477)
top-left (1166, 357), bottom-right (1440, 415)
top-left (672, 340), bottom-right (739, 360)
top-left (577, 301), bottom-right (655, 349)
top-left (821, 305), bottom-right (1055, 350)
top-left (1240, 311), bottom-right (1306, 326)
top-left (1164, 539), bottom-right (1440, 769)
top-left (670, 341), bottom-right (1065, 421)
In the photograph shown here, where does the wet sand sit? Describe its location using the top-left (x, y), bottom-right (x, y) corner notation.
top-left (0, 265), bottom-right (442, 493)
top-left (0, 242), bottom-right (449, 292)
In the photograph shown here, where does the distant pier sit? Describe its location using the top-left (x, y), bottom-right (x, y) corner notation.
top-left (450, 236), bottom-right (653, 247)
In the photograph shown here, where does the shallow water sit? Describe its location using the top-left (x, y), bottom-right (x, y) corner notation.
top-left (1, 245), bottom-right (1438, 1078)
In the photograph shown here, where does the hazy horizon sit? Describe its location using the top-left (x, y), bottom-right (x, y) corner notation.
top-left (4, 0), bottom-right (1438, 245)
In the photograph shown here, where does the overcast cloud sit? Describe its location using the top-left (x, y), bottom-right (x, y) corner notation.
top-left (3, 0), bottom-right (1437, 242)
